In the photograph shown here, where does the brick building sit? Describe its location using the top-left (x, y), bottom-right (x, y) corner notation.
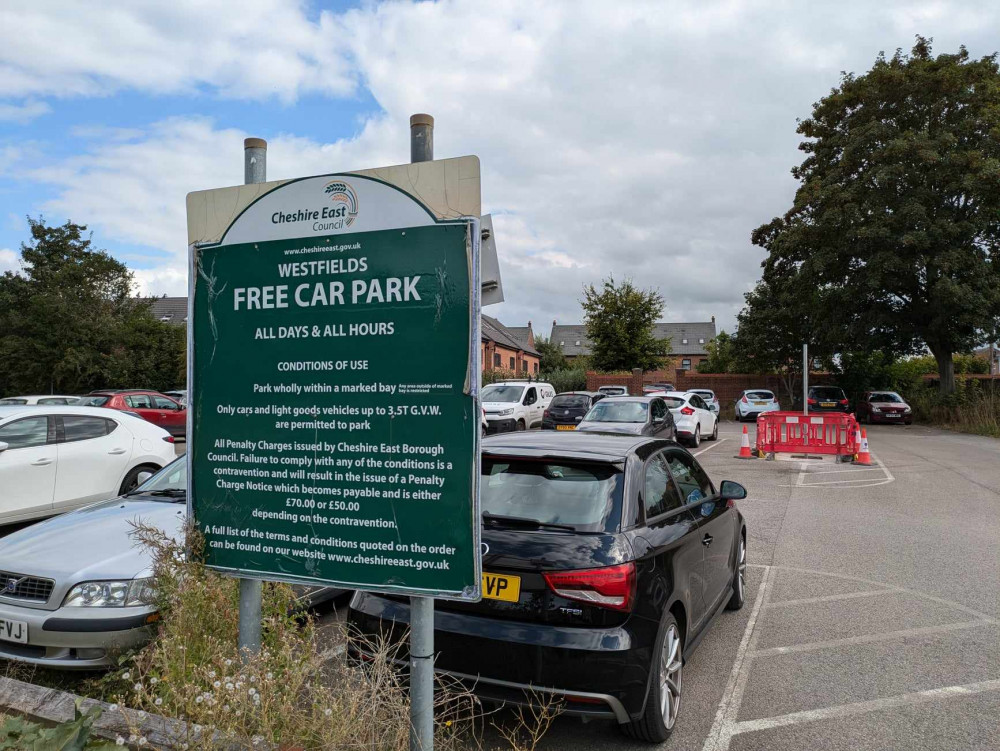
top-left (482, 316), bottom-right (540, 375)
top-left (550, 318), bottom-right (718, 371)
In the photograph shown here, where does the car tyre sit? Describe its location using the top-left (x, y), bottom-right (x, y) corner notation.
top-left (119, 464), bottom-right (159, 496)
top-left (516, 419), bottom-right (526, 431)
top-left (726, 532), bottom-right (747, 611)
top-left (690, 426), bottom-right (700, 448)
top-left (623, 612), bottom-right (683, 743)
top-left (708, 419), bottom-right (718, 441)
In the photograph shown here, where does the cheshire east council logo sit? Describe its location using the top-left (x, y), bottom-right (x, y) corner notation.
top-left (323, 181), bottom-right (359, 227)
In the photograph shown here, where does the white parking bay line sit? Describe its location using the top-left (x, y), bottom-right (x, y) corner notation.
top-left (702, 566), bottom-right (773, 751)
top-left (731, 679), bottom-right (1000, 736)
top-left (765, 589), bottom-right (890, 609)
top-left (693, 438), bottom-right (728, 457)
top-left (751, 620), bottom-right (994, 658)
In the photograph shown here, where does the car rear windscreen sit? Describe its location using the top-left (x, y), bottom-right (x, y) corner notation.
top-left (550, 395), bottom-right (590, 408)
top-left (585, 401), bottom-right (647, 423)
top-left (746, 391), bottom-right (774, 400)
top-left (662, 397), bottom-right (687, 409)
top-left (810, 387), bottom-right (845, 399)
top-left (691, 390), bottom-right (715, 399)
top-left (77, 395), bottom-right (110, 407)
top-left (481, 458), bottom-right (623, 532)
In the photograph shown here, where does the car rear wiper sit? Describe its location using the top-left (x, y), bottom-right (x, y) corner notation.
top-left (482, 512), bottom-right (576, 532)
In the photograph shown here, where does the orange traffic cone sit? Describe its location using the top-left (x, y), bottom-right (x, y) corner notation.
top-left (854, 428), bottom-right (872, 465)
top-left (737, 425), bottom-right (754, 459)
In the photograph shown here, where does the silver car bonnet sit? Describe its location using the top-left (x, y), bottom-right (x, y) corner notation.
top-left (576, 421), bottom-right (646, 435)
top-left (0, 498), bottom-right (186, 612)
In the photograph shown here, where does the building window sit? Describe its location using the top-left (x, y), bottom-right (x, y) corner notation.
top-left (510, 356), bottom-right (515, 370)
top-left (533, 362), bottom-right (539, 373)
top-left (493, 353), bottom-right (501, 367)
top-left (575, 340), bottom-right (581, 346)
top-left (522, 361), bottom-right (528, 373)
top-left (681, 358), bottom-right (692, 370)
top-left (559, 341), bottom-right (564, 346)
top-left (681, 338), bottom-right (688, 345)
top-left (699, 338), bottom-right (704, 344)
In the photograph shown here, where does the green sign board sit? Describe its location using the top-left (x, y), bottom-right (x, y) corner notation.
top-left (187, 169), bottom-right (481, 598)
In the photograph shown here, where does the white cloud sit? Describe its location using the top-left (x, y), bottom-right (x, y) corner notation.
top-left (0, 0), bottom-right (355, 101)
top-left (0, 99), bottom-right (49, 123)
top-left (17, 0), bottom-right (1000, 333)
top-left (0, 248), bottom-right (19, 275)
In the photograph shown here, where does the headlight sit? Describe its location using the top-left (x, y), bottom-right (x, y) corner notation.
top-left (498, 408), bottom-right (514, 416)
top-left (63, 578), bottom-right (154, 608)
top-left (903, 406), bottom-right (911, 413)
top-left (871, 406), bottom-right (881, 412)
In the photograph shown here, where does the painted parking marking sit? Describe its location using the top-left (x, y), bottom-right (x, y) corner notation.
top-left (703, 565), bottom-right (998, 751)
top-left (701, 566), bottom-right (773, 751)
top-left (693, 438), bottom-right (728, 457)
top-left (730, 678), bottom-right (1000, 736)
top-left (750, 620), bottom-right (995, 658)
top-left (789, 453), bottom-right (895, 488)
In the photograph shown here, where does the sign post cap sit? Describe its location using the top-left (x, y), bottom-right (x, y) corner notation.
top-left (409, 113), bottom-right (434, 127)
top-left (243, 137), bottom-right (267, 150)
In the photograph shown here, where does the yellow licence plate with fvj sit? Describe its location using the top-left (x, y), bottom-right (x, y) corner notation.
top-left (556, 425), bottom-right (575, 430)
top-left (482, 573), bottom-right (521, 602)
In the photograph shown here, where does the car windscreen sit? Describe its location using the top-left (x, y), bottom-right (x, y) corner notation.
top-left (584, 401), bottom-right (647, 423)
top-left (550, 395), bottom-right (590, 408)
top-left (810, 387), bottom-right (845, 399)
top-left (870, 392), bottom-right (903, 403)
top-left (132, 459), bottom-right (186, 499)
top-left (481, 458), bottom-right (623, 532)
top-left (746, 391), bottom-right (774, 400)
top-left (77, 395), bottom-right (110, 407)
top-left (481, 385), bottom-right (525, 403)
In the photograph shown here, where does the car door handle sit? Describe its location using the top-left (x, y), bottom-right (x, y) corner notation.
top-left (108, 448), bottom-right (127, 455)
top-left (702, 534), bottom-right (714, 546)
top-left (31, 458), bottom-right (54, 466)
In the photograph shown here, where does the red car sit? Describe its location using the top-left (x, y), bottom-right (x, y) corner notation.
top-left (79, 390), bottom-right (187, 437)
top-left (856, 390), bottom-right (912, 425)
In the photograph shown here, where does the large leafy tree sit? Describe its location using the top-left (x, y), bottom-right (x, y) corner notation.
top-left (750, 38), bottom-right (1000, 393)
top-left (533, 335), bottom-right (567, 374)
top-left (581, 276), bottom-right (669, 372)
top-left (0, 218), bottom-right (185, 395)
top-left (696, 331), bottom-right (736, 373)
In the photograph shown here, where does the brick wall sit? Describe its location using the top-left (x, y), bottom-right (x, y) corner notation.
top-left (585, 369), bottom-right (836, 404)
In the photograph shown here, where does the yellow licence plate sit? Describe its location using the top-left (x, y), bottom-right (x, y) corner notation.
top-left (821, 402), bottom-right (835, 407)
top-left (482, 572), bottom-right (521, 602)
top-left (556, 424), bottom-right (575, 431)
top-left (754, 401), bottom-right (767, 406)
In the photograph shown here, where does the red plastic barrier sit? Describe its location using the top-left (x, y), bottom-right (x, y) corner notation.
top-left (755, 412), bottom-right (859, 458)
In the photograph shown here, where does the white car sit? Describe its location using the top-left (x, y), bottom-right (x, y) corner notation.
top-left (735, 389), bottom-right (781, 422)
top-left (597, 385), bottom-right (629, 396)
top-left (660, 391), bottom-right (718, 448)
top-left (0, 405), bottom-right (176, 526)
top-left (0, 395), bottom-right (80, 406)
top-left (688, 389), bottom-right (720, 415)
top-left (481, 381), bottom-right (556, 432)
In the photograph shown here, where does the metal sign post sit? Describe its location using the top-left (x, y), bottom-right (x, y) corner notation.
top-left (803, 343), bottom-right (809, 416)
top-left (238, 137), bottom-right (267, 659)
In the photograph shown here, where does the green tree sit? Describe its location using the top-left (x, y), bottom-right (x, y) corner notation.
top-left (581, 276), bottom-right (669, 372)
top-left (533, 335), bottom-right (567, 373)
top-left (0, 218), bottom-right (185, 395)
top-left (751, 38), bottom-right (1000, 394)
top-left (696, 331), bottom-right (736, 373)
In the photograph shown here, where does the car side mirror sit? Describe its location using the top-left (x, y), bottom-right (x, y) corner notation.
top-left (720, 480), bottom-right (747, 501)
top-left (0, 441), bottom-right (8, 453)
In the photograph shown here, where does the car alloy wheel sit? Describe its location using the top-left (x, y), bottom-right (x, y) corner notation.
top-left (659, 624), bottom-right (683, 730)
top-left (711, 419), bottom-right (718, 441)
top-left (727, 534), bottom-right (747, 610)
top-left (691, 426), bottom-right (700, 448)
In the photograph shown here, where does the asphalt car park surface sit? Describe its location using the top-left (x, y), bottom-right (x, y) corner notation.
top-left (4, 423), bottom-right (998, 750)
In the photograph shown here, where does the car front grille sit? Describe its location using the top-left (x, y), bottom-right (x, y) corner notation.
top-left (0, 571), bottom-right (54, 603)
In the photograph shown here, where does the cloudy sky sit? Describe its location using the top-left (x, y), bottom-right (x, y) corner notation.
top-left (1, 0), bottom-right (998, 337)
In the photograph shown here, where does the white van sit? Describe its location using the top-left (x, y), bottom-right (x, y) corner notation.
top-left (481, 381), bottom-right (556, 432)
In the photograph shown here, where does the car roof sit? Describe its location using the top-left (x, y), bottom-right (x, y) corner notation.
top-left (483, 430), bottom-right (673, 462)
top-left (554, 391), bottom-right (601, 397)
top-left (0, 404), bottom-right (134, 420)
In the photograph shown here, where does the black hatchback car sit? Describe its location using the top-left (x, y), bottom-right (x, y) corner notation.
top-left (348, 432), bottom-right (748, 742)
top-left (806, 385), bottom-right (850, 413)
top-left (541, 391), bottom-right (606, 430)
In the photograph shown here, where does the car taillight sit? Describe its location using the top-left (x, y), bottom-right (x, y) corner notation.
top-left (544, 562), bottom-right (636, 612)
top-left (679, 406), bottom-right (695, 415)
top-left (163, 436), bottom-right (175, 443)
top-left (807, 398), bottom-right (817, 406)
top-left (741, 396), bottom-right (749, 404)
top-left (839, 399), bottom-right (849, 406)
